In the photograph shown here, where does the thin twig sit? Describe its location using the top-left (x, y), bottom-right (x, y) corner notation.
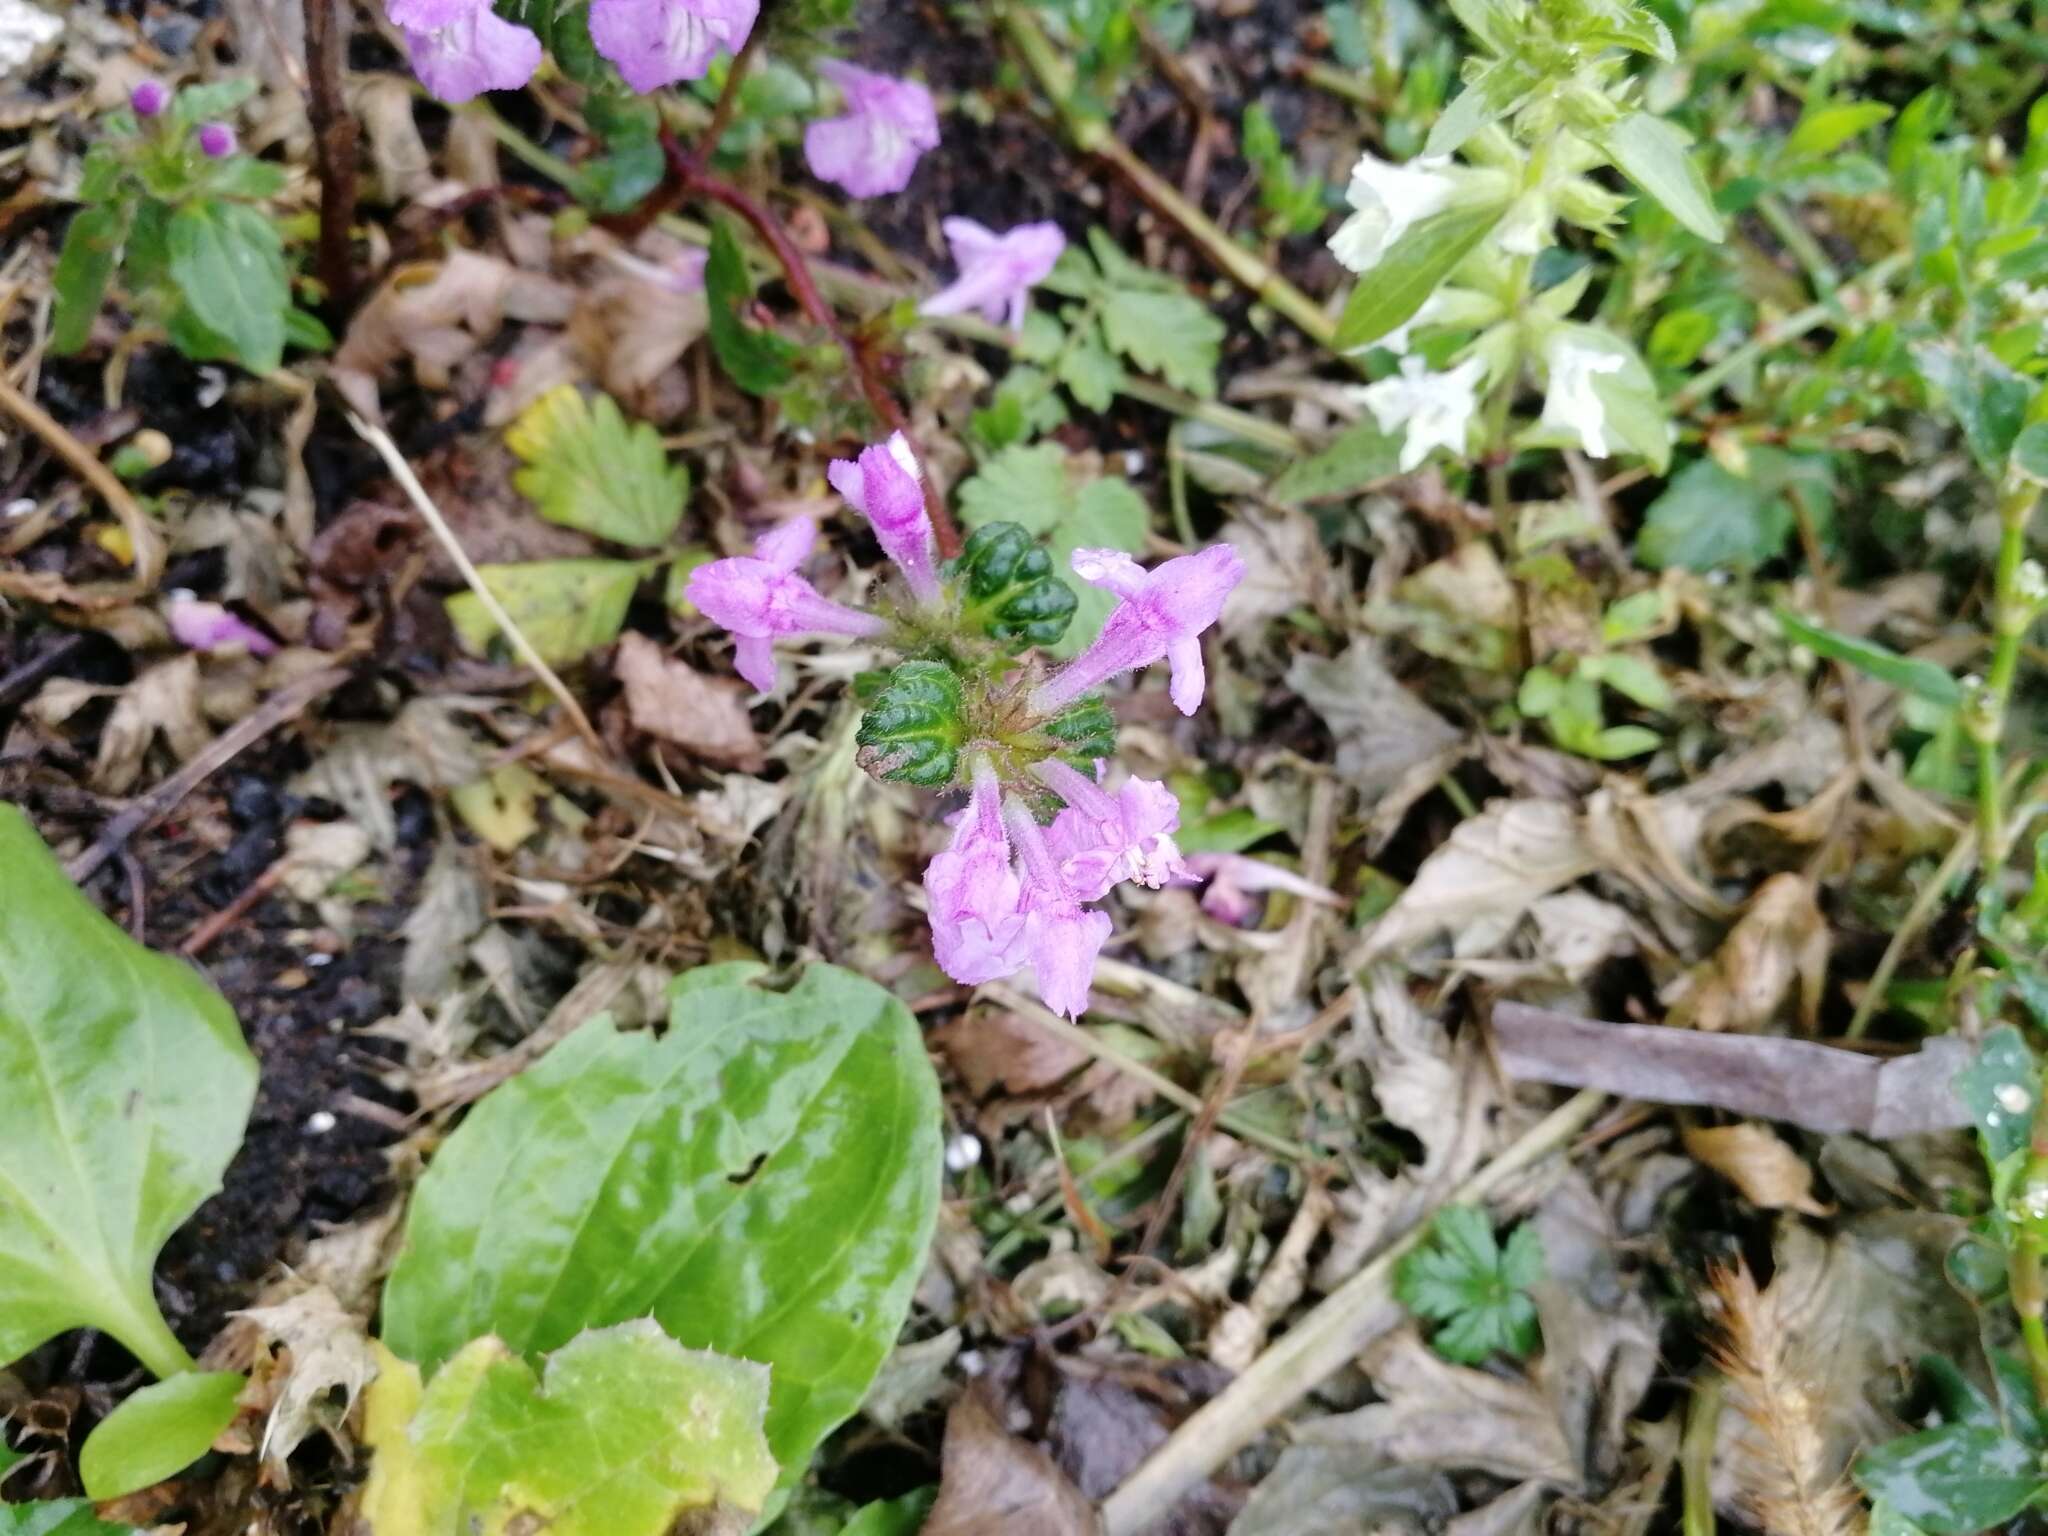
top-left (696, 23), bottom-right (765, 162)
top-left (303, 0), bottom-right (359, 312)
top-left (349, 412), bottom-right (606, 757)
top-left (1098, 1089), bottom-right (1607, 1531)
top-left (66, 665), bottom-right (352, 884)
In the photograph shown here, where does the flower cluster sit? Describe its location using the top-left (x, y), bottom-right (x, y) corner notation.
top-left (128, 79), bottom-right (238, 160)
top-left (685, 435), bottom-right (1243, 1018)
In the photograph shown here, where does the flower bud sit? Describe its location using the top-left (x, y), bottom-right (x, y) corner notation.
top-left (197, 121), bottom-right (236, 158)
top-left (131, 79), bottom-right (170, 117)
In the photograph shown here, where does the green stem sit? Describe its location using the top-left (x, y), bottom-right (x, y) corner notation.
top-left (109, 1293), bottom-right (197, 1379)
top-left (2015, 1086), bottom-right (2048, 1410)
top-left (1755, 193), bottom-right (1839, 299)
top-left (1976, 483), bottom-right (2039, 874)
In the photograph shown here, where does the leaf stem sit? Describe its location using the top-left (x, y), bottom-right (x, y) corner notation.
top-left (110, 1294), bottom-right (197, 1379)
top-left (1974, 482), bottom-right (2039, 874)
top-left (2015, 1086), bottom-right (2048, 1408)
top-left (696, 23), bottom-right (765, 163)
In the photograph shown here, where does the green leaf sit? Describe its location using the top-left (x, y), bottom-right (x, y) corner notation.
top-left (1776, 608), bottom-right (1963, 707)
top-left (1175, 807), bottom-right (1285, 855)
top-left (1954, 1026), bottom-right (2037, 1166)
top-left (841, 1490), bottom-right (938, 1535)
top-left (1099, 290), bottom-right (1224, 398)
top-left (505, 386), bottom-right (688, 548)
top-left (1394, 1205), bottom-right (1543, 1364)
top-left (1598, 113), bottom-right (1724, 242)
top-left (706, 216), bottom-right (799, 395)
top-left (1335, 200), bottom-right (1507, 350)
top-left (358, 1325), bottom-right (777, 1536)
top-left (2011, 421), bottom-right (2048, 486)
top-left (169, 78), bottom-right (258, 127)
top-left (445, 559), bottom-right (650, 666)
top-left (957, 444), bottom-right (1069, 535)
top-left (1869, 1497), bottom-right (1930, 1536)
top-left (1269, 417), bottom-right (1403, 504)
top-left (1786, 101), bottom-right (1895, 158)
top-left (1636, 460), bottom-right (1792, 572)
top-left (0, 1504), bottom-right (136, 1535)
top-left (1038, 693), bottom-right (1118, 768)
top-left (0, 807), bottom-right (257, 1379)
top-left (1913, 342), bottom-right (2029, 471)
top-left (200, 157), bottom-right (288, 200)
top-left (379, 962), bottom-right (943, 1476)
top-left (1057, 321), bottom-right (1123, 412)
top-left (79, 1372), bottom-right (243, 1499)
top-left (855, 661), bottom-right (968, 786)
top-left (52, 205), bottom-right (131, 357)
top-left (950, 521), bottom-right (1078, 651)
top-left (1852, 1423), bottom-right (2040, 1536)
top-left (165, 200), bottom-right (289, 374)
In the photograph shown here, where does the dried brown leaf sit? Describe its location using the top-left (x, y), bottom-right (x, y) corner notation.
top-left (90, 654), bottom-right (211, 793)
top-left (932, 1007), bottom-right (1089, 1099)
top-left (1287, 644), bottom-right (1461, 799)
top-left (1683, 1124), bottom-right (1833, 1216)
top-left (614, 632), bottom-right (763, 770)
top-left (234, 1287), bottom-right (380, 1475)
top-left (923, 1384), bottom-right (1100, 1536)
top-left (1665, 874), bottom-right (1829, 1033)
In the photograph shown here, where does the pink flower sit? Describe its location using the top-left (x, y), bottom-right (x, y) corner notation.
top-left (391, 0), bottom-right (542, 103)
top-left (804, 60), bottom-right (940, 198)
top-left (1032, 544), bottom-right (1245, 717)
top-left (197, 122), bottom-right (236, 158)
top-left (1004, 799), bottom-right (1112, 1019)
top-left (924, 760), bottom-right (1031, 984)
top-left (131, 80), bottom-right (169, 118)
top-left (588, 0), bottom-right (758, 92)
top-left (1187, 853), bottom-right (1342, 926)
top-left (827, 433), bottom-right (937, 603)
top-left (1036, 761), bottom-right (1188, 901)
top-left (921, 218), bottom-right (1066, 331)
top-left (167, 596), bottom-right (277, 657)
top-left (684, 517), bottom-right (886, 693)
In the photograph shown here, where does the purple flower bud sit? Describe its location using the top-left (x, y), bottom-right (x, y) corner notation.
top-left (827, 433), bottom-right (938, 603)
top-left (197, 122), bottom-right (237, 158)
top-left (923, 760), bottom-right (1031, 986)
top-left (131, 79), bottom-right (170, 118)
top-left (804, 60), bottom-right (940, 198)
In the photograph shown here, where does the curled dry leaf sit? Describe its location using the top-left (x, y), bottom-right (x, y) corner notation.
top-left (346, 74), bottom-right (432, 205)
top-left (86, 654), bottom-right (211, 794)
top-left (923, 1384), bottom-right (1100, 1536)
top-left (235, 1286), bottom-right (381, 1474)
top-left (614, 632), bottom-right (763, 771)
top-left (1683, 1124), bottom-right (1832, 1216)
top-left (1287, 643), bottom-right (1461, 799)
top-left (1664, 874), bottom-right (1829, 1033)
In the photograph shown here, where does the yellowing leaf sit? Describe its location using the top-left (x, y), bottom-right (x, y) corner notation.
top-left (445, 559), bottom-right (651, 666)
top-left (506, 386), bottom-right (689, 549)
top-left (1683, 1124), bottom-right (1832, 1216)
top-left (359, 1324), bottom-right (777, 1536)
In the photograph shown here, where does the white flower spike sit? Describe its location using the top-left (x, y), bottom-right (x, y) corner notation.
top-left (1328, 152), bottom-right (1458, 275)
top-left (1541, 339), bottom-right (1628, 458)
top-left (1355, 356), bottom-right (1488, 473)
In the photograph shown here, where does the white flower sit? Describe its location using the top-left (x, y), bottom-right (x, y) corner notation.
top-left (1374, 292), bottom-right (1448, 357)
top-left (1355, 356), bottom-right (1487, 472)
top-left (1540, 340), bottom-right (1627, 458)
top-left (1328, 152), bottom-right (1457, 274)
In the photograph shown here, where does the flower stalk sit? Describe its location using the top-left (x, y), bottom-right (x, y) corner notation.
top-left (1969, 480), bottom-right (2043, 874)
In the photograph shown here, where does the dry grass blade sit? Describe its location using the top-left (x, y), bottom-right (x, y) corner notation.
top-left (1707, 1261), bottom-right (1866, 1536)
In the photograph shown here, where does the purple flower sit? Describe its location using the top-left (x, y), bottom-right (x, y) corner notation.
top-left (804, 60), bottom-right (940, 198)
top-left (1186, 853), bottom-right (1341, 927)
top-left (392, 0), bottom-right (542, 103)
top-left (1032, 544), bottom-right (1246, 718)
top-left (131, 80), bottom-right (169, 118)
top-left (588, 0), bottom-right (759, 93)
top-left (684, 517), bottom-right (886, 693)
top-left (1036, 760), bottom-right (1188, 901)
top-left (1004, 799), bottom-right (1112, 1020)
top-left (924, 759), bottom-right (1031, 985)
top-left (921, 218), bottom-right (1066, 331)
top-left (827, 432), bottom-right (938, 603)
top-left (197, 122), bottom-right (237, 158)
top-left (167, 596), bottom-right (277, 657)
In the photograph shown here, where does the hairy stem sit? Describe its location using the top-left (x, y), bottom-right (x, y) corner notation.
top-left (697, 23), bottom-right (765, 163)
top-left (303, 0), bottom-right (359, 312)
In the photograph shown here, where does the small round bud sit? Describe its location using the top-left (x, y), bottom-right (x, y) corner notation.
top-left (197, 121), bottom-right (236, 158)
top-left (131, 79), bottom-right (170, 117)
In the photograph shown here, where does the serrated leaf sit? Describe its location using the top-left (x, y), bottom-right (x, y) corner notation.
top-left (2014, 421), bottom-right (2048, 486)
top-left (1776, 608), bottom-right (1963, 707)
top-left (1636, 459), bottom-right (1793, 572)
top-left (380, 962), bottom-right (943, 1476)
top-left (855, 660), bottom-right (968, 785)
top-left (1954, 1025), bottom-right (2037, 1166)
top-left (1269, 417), bottom-right (1403, 504)
top-left (1913, 341), bottom-right (2029, 471)
top-left (1599, 113), bottom-right (1725, 242)
top-left (1100, 290), bottom-right (1224, 398)
top-left (957, 444), bottom-right (1069, 536)
top-left (444, 559), bottom-right (650, 666)
top-left (950, 522), bottom-right (1078, 651)
top-left (166, 200), bottom-right (289, 373)
top-left (1039, 693), bottom-right (1118, 767)
top-left (359, 1325), bottom-right (777, 1536)
top-left (0, 1505), bottom-right (136, 1535)
top-left (1335, 200), bottom-right (1507, 350)
top-left (506, 386), bottom-right (688, 548)
top-left (52, 205), bottom-right (130, 357)
top-left (1057, 320), bottom-right (1124, 412)
top-left (79, 1372), bottom-right (244, 1499)
top-left (1852, 1423), bottom-right (2040, 1536)
top-left (0, 807), bottom-right (257, 1380)
top-left (706, 216), bottom-right (799, 395)
top-left (1394, 1205), bottom-right (1542, 1364)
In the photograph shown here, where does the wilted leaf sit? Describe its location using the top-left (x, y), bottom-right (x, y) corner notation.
top-left (380, 962), bottom-right (943, 1474)
top-left (1683, 1124), bottom-right (1831, 1216)
top-left (0, 807), bottom-right (258, 1379)
top-left (923, 1385), bottom-right (1098, 1536)
top-left (236, 1286), bottom-right (381, 1470)
top-left (1228, 1448), bottom-right (1454, 1536)
top-left (1288, 645), bottom-right (1460, 797)
top-left (1664, 873), bottom-right (1829, 1033)
top-left (506, 386), bottom-right (689, 548)
top-left (358, 1324), bottom-right (777, 1536)
top-left (79, 1372), bottom-right (244, 1499)
top-left (1363, 542), bottom-right (1522, 672)
top-left (445, 558), bottom-right (651, 665)
top-left (615, 631), bottom-right (763, 770)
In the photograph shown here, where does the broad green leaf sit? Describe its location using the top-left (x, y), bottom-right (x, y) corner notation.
top-left (445, 559), bottom-right (650, 666)
top-left (1175, 807), bottom-right (1285, 855)
top-left (957, 444), bottom-right (1069, 535)
top-left (949, 521), bottom-right (1078, 651)
top-left (2011, 421), bottom-right (2048, 486)
top-left (165, 200), bottom-right (289, 374)
top-left (1335, 201), bottom-right (1507, 350)
top-left (1057, 321), bottom-right (1124, 412)
top-left (1786, 101), bottom-right (1895, 158)
top-left (169, 78), bottom-right (258, 127)
top-left (1637, 460), bottom-right (1791, 572)
top-left (855, 661), bottom-right (968, 786)
top-left (505, 385), bottom-right (688, 548)
top-left (0, 1504), bottom-right (136, 1535)
top-left (380, 962), bottom-right (943, 1475)
top-left (52, 205), bottom-right (130, 357)
top-left (1954, 1026), bottom-right (2036, 1167)
top-left (0, 807), bottom-right (257, 1379)
top-left (1269, 417), bottom-right (1403, 504)
top-left (1099, 289), bottom-right (1224, 398)
top-left (1852, 1423), bottom-right (2040, 1535)
top-left (358, 1326), bottom-right (777, 1536)
top-left (1599, 113), bottom-right (1725, 242)
top-left (1869, 1497), bottom-right (1930, 1536)
top-left (706, 216), bottom-right (798, 395)
top-left (1913, 342), bottom-right (2029, 471)
top-left (1776, 608), bottom-right (1963, 707)
top-left (79, 1372), bottom-right (243, 1499)
top-left (1394, 1206), bottom-right (1543, 1364)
